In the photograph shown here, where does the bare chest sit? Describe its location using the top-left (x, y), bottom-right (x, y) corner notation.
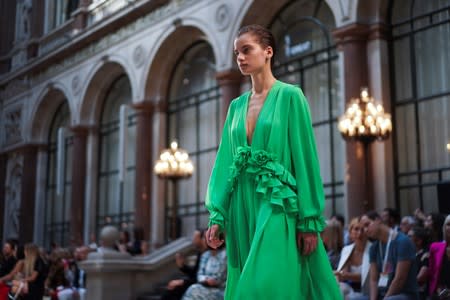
top-left (246, 93), bottom-right (268, 142)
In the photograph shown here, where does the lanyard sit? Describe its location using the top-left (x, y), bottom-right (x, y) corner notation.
top-left (379, 229), bottom-right (395, 273)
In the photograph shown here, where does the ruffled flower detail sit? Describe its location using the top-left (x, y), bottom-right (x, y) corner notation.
top-left (228, 147), bottom-right (298, 215)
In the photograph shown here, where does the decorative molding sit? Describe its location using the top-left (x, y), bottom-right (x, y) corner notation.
top-left (132, 45), bottom-right (145, 68)
top-left (215, 4), bottom-right (232, 32)
top-left (32, 0), bottom-right (198, 85)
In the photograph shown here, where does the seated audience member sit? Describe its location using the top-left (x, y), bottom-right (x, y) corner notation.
top-left (181, 243), bottom-right (227, 300)
top-left (322, 219), bottom-right (344, 270)
top-left (408, 226), bottom-right (430, 300)
top-left (428, 214), bottom-right (450, 299)
top-left (360, 211), bottom-right (418, 300)
top-left (400, 216), bottom-right (416, 235)
top-left (161, 229), bottom-right (208, 300)
top-left (335, 217), bottom-right (372, 299)
top-left (46, 256), bottom-right (75, 300)
top-left (0, 240), bottom-right (17, 278)
top-left (0, 245), bottom-right (25, 285)
top-left (332, 214), bottom-right (350, 246)
top-left (97, 226), bottom-right (120, 253)
top-left (381, 208), bottom-right (401, 232)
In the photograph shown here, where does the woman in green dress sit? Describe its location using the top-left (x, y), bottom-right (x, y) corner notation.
top-left (205, 24), bottom-right (342, 300)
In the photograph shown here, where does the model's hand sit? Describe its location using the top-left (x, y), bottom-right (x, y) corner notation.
top-left (206, 225), bottom-right (224, 249)
top-left (297, 232), bottom-right (318, 255)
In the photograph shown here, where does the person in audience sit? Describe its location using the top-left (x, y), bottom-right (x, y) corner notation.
top-left (400, 216), bottom-right (416, 235)
top-left (428, 214), bottom-right (450, 299)
top-left (332, 214), bottom-right (351, 246)
top-left (322, 218), bottom-right (344, 270)
top-left (382, 208), bottom-right (400, 232)
top-left (424, 213), bottom-right (446, 243)
top-left (161, 229), bottom-right (208, 300)
top-left (335, 217), bottom-right (372, 299)
top-left (181, 243), bottom-right (227, 300)
top-left (408, 226), bottom-right (430, 300)
top-left (360, 211), bottom-right (418, 300)
top-left (0, 240), bottom-right (17, 278)
top-left (0, 245), bottom-right (25, 285)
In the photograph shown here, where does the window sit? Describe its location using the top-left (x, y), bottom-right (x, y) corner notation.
top-left (166, 42), bottom-right (220, 239)
top-left (97, 75), bottom-right (136, 232)
top-left (270, 0), bottom-right (344, 216)
top-left (44, 102), bottom-right (72, 248)
top-left (390, 0), bottom-right (450, 214)
top-left (45, 0), bottom-right (79, 32)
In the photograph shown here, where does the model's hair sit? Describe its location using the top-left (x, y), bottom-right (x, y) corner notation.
top-left (237, 24), bottom-right (276, 66)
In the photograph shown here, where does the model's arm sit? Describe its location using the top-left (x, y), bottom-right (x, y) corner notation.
top-left (288, 87), bottom-right (326, 235)
top-left (205, 101), bottom-right (236, 231)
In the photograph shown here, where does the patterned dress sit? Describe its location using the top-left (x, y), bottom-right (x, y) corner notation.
top-left (181, 249), bottom-right (227, 300)
top-left (205, 80), bottom-right (342, 300)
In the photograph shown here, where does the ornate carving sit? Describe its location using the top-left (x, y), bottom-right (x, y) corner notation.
top-left (72, 75), bottom-right (81, 95)
top-left (215, 4), bottom-right (231, 32)
top-left (15, 0), bottom-right (33, 42)
top-left (4, 108), bottom-right (23, 145)
top-left (132, 45), bottom-right (145, 68)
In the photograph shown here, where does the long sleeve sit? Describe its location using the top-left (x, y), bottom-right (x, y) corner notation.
top-left (205, 102), bottom-right (235, 230)
top-left (288, 87), bottom-right (326, 233)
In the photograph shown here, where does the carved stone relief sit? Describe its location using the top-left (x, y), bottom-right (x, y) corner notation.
top-left (4, 157), bottom-right (24, 240)
top-left (3, 108), bottom-right (22, 145)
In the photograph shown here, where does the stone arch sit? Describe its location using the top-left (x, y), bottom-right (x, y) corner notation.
top-left (224, 0), bottom-right (338, 70)
top-left (28, 83), bottom-right (72, 143)
top-left (142, 25), bottom-right (217, 105)
top-left (79, 58), bottom-right (134, 125)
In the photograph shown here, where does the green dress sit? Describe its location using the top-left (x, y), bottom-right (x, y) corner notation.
top-left (205, 80), bottom-right (342, 300)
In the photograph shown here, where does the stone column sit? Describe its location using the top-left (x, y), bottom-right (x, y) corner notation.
top-left (73, 0), bottom-right (91, 31)
top-left (69, 126), bottom-right (88, 246)
top-left (332, 24), bottom-right (372, 218)
top-left (0, 154), bottom-right (7, 240)
top-left (19, 145), bottom-right (39, 243)
top-left (133, 104), bottom-right (154, 241)
top-left (216, 70), bottom-right (242, 126)
top-left (28, 0), bottom-right (45, 59)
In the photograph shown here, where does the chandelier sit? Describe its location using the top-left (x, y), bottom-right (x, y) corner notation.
top-left (338, 88), bottom-right (392, 144)
top-left (154, 141), bottom-right (194, 180)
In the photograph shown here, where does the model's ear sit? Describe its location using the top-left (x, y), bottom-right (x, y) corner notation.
top-left (266, 46), bottom-right (273, 59)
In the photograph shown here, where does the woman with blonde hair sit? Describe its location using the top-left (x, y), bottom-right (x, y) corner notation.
top-left (10, 244), bottom-right (47, 300)
top-left (335, 217), bottom-right (372, 300)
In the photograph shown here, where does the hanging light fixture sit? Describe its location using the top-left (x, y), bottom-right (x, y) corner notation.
top-left (338, 88), bottom-right (392, 144)
top-left (154, 140), bottom-right (194, 180)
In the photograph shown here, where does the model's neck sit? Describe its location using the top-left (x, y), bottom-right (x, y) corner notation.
top-left (250, 71), bottom-right (276, 94)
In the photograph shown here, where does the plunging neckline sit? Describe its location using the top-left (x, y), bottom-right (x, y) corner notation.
top-left (244, 80), bottom-right (279, 146)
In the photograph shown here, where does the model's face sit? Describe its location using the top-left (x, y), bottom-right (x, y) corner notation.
top-left (234, 33), bottom-right (272, 75)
